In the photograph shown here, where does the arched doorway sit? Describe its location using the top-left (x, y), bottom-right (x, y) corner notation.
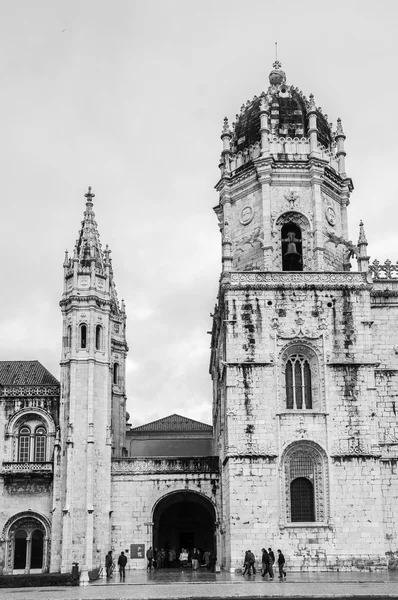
top-left (2, 512), bottom-right (50, 574)
top-left (153, 491), bottom-right (216, 566)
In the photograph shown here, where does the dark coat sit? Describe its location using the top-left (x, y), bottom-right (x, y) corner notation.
top-left (118, 554), bottom-right (127, 567)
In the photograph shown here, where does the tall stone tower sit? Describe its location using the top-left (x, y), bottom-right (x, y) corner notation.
top-left (51, 188), bottom-right (128, 574)
top-left (210, 62), bottom-right (386, 570)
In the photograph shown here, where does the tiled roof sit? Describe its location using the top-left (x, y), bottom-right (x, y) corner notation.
top-left (131, 413), bottom-right (212, 433)
top-left (0, 361), bottom-right (59, 386)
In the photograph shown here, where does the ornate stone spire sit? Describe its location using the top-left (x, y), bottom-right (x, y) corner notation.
top-left (74, 186), bottom-right (105, 271)
top-left (357, 220), bottom-right (370, 272)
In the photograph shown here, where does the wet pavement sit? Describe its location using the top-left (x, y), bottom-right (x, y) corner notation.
top-left (1, 568), bottom-right (398, 599)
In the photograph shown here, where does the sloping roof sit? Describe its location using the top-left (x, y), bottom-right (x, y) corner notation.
top-left (131, 413), bottom-right (212, 433)
top-left (0, 361), bottom-right (59, 386)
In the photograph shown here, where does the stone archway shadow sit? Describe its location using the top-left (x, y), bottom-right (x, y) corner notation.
top-left (152, 490), bottom-right (217, 567)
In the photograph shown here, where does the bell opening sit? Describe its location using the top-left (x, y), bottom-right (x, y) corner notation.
top-left (282, 223), bottom-right (303, 271)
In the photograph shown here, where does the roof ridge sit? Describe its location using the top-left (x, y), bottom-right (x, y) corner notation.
top-left (131, 413), bottom-right (212, 433)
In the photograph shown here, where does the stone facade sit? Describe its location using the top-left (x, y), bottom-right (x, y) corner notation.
top-left (1, 61), bottom-right (398, 576)
top-left (210, 61), bottom-right (398, 571)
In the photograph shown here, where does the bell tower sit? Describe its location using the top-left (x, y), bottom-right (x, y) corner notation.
top-left (51, 188), bottom-right (128, 575)
top-left (210, 62), bottom-right (384, 571)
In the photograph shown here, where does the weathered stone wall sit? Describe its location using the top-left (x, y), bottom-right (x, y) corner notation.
top-left (212, 276), bottom-right (395, 570)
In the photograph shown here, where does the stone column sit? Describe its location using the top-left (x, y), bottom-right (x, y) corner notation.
top-left (335, 118), bottom-right (347, 178)
top-left (309, 163), bottom-right (325, 270)
top-left (257, 163), bottom-right (273, 270)
top-left (307, 95), bottom-right (319, 157)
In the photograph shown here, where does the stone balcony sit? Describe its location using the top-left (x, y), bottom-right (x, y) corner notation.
top-left (111, 456), bottom-right (220, 476)
top-left (1, 461), bottom-right (53, 482)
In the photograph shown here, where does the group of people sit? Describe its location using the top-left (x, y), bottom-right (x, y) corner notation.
top-left (146, 546), bottom-right (216, 571)
top-left (105, 550), bottom-right (127, 579)
top-left (243, 548), bottom-right (287, 580)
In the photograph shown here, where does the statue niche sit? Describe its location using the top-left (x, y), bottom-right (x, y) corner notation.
top-left (282, 223), bottom-right (303, 271)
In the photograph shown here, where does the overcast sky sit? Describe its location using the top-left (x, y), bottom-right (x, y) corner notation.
top-left (0, 1), bottom-right (397, 427)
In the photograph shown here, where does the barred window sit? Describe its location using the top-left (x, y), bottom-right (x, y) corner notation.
top-left (283, 442), bottom-right (328, 524)
top-left (286, 354), bottom-right (312, 409)
top-left (34, 427), bottom-right (46, 462)
top-left (291, 477), bottom-right (315, 522)
top-left (18, 427), bottom-right (31, 462)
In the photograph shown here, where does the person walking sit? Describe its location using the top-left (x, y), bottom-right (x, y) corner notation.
top-left (243, 550), bottom-right (255, 575)
top-left (277, 549), bottom-right (287, 579)
top-left (146, 546), bottom-right (154, 570)
top-left (105, 550), bottom-right (113, 578)
top-left (249, 550), bottom-right (256, 575)
top-left (117, 551), bottom-right (127, 580)
top-left (261, 548), bottom-right (272, 579)
top-left (268, 547), bottom-right (275, 579)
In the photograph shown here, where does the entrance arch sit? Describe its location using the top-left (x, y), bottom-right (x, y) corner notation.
top-left (153, 491), bottom-right (216, 565)
top-left (2, 512), bottom-right (50, 574)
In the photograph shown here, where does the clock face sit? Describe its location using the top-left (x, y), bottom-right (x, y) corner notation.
top-left (325, 206), bottom-right (336, 226)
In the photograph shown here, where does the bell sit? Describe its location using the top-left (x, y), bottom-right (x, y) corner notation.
top-left (283, 241), bottom-right (300, 257)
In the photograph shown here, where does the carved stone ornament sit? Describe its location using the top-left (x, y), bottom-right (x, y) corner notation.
top-left (325, 206), bottom-right (336, 226)
top-left (79, 276), bottom-right (90, 287)
top-left (240, 205), bottom-right (254, 225)
top-left (283, 190), bottom-right (300, 209)
top-left (234, 227), bottom-right (264, 255)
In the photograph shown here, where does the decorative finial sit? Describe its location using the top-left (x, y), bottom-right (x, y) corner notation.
top-left (358, 220), bottom-right (368, 245)
top-left (336, 118), bottom-right (344, 135)
top-left (84, 186), bottom-right (95, 203)
top-left (222, 117), bottom-right (230, 134)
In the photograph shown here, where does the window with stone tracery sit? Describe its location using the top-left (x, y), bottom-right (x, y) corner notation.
top-left (17, 423), bottom-right (47, 462)
top-left (281, 343), bottom-right (322, 411)
top-left (282, 442), bottom-right (328, 524)
top-left (286, 355), bottom-right (312, 409)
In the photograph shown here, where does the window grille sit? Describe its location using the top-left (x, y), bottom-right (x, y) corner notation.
top-left (291, 477), bottom-right (315, 521)
top-left (286, 355), bottom-right (312, 409)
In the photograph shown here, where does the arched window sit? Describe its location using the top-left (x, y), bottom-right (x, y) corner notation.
top-left (291, 477), bottom-right (315, 522)
top-left (95, 325), bottom-right (102, 351)
top-left (113, 363), bottom-right (119, 385)
top-left (66, 325), bottom-right (72, 349)
top-left (80, 324), bottom-right (87, 349)
top-left (282, 442), bottom-right (328, 524)
top-left (281, 223), bottom-right (303, 271)
top-left (34, 427), bottom-right (46, 462)
top-left (18, 427), bottom-right (31, 462)
top-left (286, 354), bottom-right (312, 409)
